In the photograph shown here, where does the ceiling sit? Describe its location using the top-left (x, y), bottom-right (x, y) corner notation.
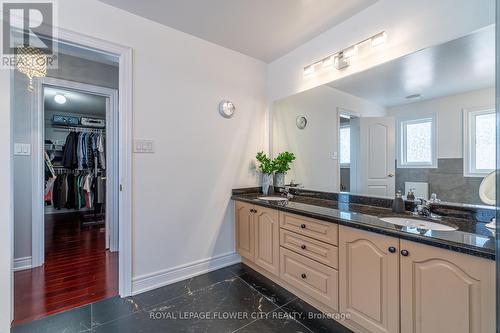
top-left (328, 26), bottom-right (495, 107)
top-left (44, 87), bottom-right (106, 116)
top-left (98, 0), bottom-right (378, 62)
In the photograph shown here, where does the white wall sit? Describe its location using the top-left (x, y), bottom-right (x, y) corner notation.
top-left (268, 0), bottom-right (495, 101)
top-left (272, 85), bottom-right (385, 192)
top-left (55, 1), bottom-right (268, 290)
top-left (386, 88), bottom-right (495, 159)
top-left (2, 0), bottom-right (268, 328)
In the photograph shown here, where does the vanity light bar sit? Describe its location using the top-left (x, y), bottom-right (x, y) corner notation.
top-left (303, 31), bottom-right (387, 77)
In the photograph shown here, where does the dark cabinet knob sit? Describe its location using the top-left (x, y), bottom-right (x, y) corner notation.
top-left (301, 273), bottom-right (307, 279)
top-left (388, 246), bottom-right (396, 253)
top-left (300, 224), bottom-right (306, 229)
top-left (301, 245), bottom-right (306, 250)
top-left (401, 249), bottom-right (409, 256)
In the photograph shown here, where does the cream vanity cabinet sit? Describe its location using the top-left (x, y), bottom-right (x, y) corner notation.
top-left (235, 201), bottom-right (280, 276)
top-left (339, 226), bottom-right (495, 333)
top-left (399, 239), bottom-right (495, 333)
top-left (235, 203), bottom-right (495, 333)
top-left (339, 226), bottom-right (400, 333)
top-left (236, 202), bottom-right (340, 311)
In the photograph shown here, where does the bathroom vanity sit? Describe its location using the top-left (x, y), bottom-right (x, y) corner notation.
top-left (237, 22), bottom-right (496, 333)
top-left (232, 190), bottom-right (495, 333)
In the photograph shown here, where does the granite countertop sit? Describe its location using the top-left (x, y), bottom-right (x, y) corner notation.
top-left (232, 192), bottom-right (495, 260)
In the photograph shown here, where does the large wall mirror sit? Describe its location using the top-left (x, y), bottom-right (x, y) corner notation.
top-left (272, 25), bottom-right (494, 205)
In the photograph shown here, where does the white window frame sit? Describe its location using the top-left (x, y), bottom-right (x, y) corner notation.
top-left (397, 115), bottom-right (437, 168)
top-left (339, 124), bottom-right (351, 168)
top-left (463, 107), bottom-right (495, 177)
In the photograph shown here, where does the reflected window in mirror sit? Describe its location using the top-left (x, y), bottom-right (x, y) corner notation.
top-left (339, 113), bottom-right (357, 193)
top-left (339, 126), bottom-right (351, 166)
top-left (398, 116), bottom-right (437, 168)
top-left (464, 107), bottom-right (496, 177)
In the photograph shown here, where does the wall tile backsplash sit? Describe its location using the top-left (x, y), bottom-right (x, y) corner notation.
top-left (395, 158), bottom-right (483, 204)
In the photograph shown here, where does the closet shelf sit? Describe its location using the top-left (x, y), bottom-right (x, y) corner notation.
top-left (52, 124), bottom-right (106, 133)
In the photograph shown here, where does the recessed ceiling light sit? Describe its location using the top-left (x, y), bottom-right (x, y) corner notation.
top-left (405, 94), bottom-right (421, 100)
top-left (54, 94), bottom-right (67, 104)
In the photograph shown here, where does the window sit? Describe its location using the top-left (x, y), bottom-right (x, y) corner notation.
top-left (339, 126), bottom-right (350, 165)
top-left (464, 108), bottom-right (496, 177)
top-left (398, 116), bottom-right (436, 168)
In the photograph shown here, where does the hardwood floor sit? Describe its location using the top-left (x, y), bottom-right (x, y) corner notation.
top-left (13, 212), bottom-right (118, 326)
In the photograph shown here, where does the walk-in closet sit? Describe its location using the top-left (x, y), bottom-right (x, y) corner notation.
top-left (44, 88), bottom-right (107, 225)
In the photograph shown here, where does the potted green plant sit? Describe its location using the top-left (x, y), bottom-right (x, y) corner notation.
top-left (273, 151), bottom-right (296, 187)
top-left (256, 151), bottom-right (274, 195)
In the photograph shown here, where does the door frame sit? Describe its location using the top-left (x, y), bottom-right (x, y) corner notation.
top-left (26, 29), bottom-right (133, 297)
top-left (336, 108), bottom-right (360, 194)
top-left (32, 78), bottom-right (119, 266)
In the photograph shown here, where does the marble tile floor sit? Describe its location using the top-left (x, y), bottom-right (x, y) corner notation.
top-left (12, 263), bottom-right (352, 333)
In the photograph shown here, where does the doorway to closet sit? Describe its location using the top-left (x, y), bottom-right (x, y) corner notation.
top-left (13, 57), bottom-right (120, 325)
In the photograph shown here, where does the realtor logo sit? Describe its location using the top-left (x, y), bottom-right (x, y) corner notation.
top-left (1, 0), bottom-right (57, 70)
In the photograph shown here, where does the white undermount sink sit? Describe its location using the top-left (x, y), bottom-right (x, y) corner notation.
top-left (257, 196), bottom-right (288, 202)
top-left (380, 217), bottom-right (457, 231)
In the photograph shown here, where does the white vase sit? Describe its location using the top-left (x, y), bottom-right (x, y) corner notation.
top-left (274, 173), bottom-right (285, 187)
top-left (262, 173), bottom-right (273, 195)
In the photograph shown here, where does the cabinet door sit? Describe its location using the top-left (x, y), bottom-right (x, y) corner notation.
top-left (339, 226), bottom-right (400, 333)
top-left (400, 240), bottom-right (495, 333)
top-left (235, 201), bottom-right (254, 261)
top-left (253, 206), bottom-right (280, 276)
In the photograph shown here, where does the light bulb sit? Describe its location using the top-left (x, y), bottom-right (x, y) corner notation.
top-left (342, 45), bottom-right (357, 59)
top-left (303, 64), bottom-right (315, 77)
top-left (371, 32), bottom-right (387, 48)
top-left (322, 56), bottom-right (334, 69)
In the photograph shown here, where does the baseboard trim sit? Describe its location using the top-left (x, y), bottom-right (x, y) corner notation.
top-left (13, 256), bottom-right (32, 271)
top-left (131, 252), bottom-right (241, 295)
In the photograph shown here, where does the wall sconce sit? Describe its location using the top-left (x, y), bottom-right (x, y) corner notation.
top-left (219, 100), bottom-right (235, 118)
top-left (303, 31), bottom-right (387, 77)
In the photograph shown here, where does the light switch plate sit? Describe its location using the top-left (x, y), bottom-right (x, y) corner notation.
top-left (332, 152), bottom-right (338, 159)
top-left (134, 139), bottom-right (154, 153)
top-left (14, 143), bottom-right (31, 156)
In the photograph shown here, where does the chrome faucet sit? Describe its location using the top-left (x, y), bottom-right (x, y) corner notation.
top-left (280, 186), bottom-right (294, 199)
top-left (280, 180), bottom-right (304, 199)
top-left (412, 198), bottom-right (441, 219)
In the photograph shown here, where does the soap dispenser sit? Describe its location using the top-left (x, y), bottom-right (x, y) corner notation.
top-left (392, 190), bottom-right (405, 213)
top-left (407, 189), bottom-right (415, 201)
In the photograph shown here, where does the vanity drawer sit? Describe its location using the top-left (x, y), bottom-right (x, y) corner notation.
top-left (280, 212), bottom-right (338, 245)
top-left (280, 247), bottom-right (338, 310)
top-left (280, 229), bottom-right (338, 269)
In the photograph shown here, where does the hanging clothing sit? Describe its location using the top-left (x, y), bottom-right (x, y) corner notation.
top-left (77, 133), bottom-right (85, 170)
top-left (49, 130), bottom-right (106, 215)
top-left (83, 174), bottom-right (94, 209)
top-left (97, 135), bottom-right (106, 169)
top-left (97, 176), bottom-right (106, 204)
top-left (62, 132), bottom-right (78, 168)
top-left (52, 174), bottom-right (68, 209)
top-left (44, 177), bottom-right (56, 203)
top-left (61, 131), bottom-right (106, 171)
